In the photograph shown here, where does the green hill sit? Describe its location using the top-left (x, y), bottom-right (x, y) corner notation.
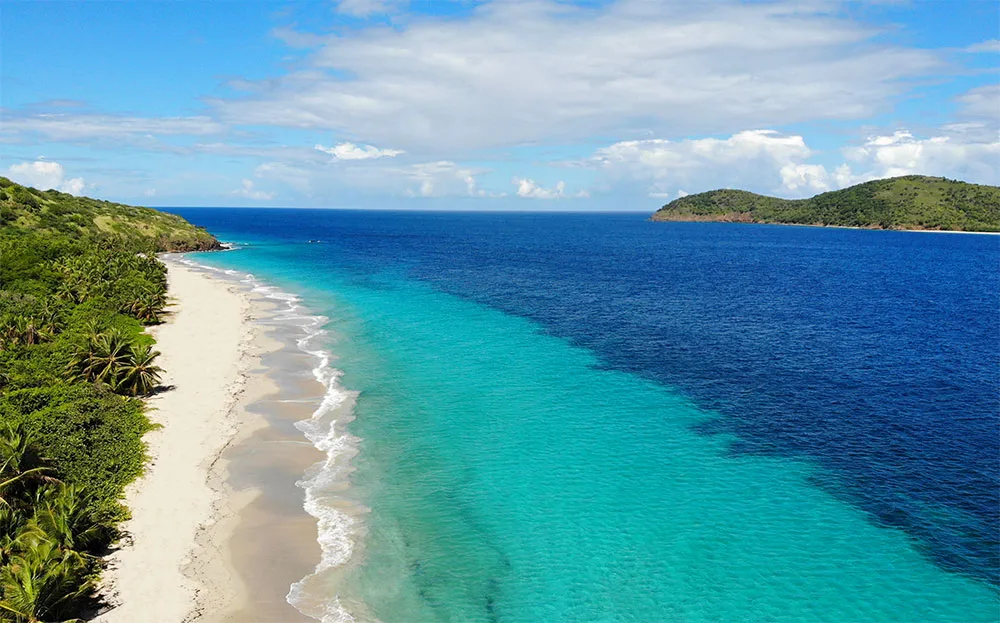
top-left (651, 176), bottom-right (1000, 232)
top-left (0, 177), bottom-right (221, 251)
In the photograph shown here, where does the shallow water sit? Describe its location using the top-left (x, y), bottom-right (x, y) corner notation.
top-left (178, 210), bottom-right (999, 622)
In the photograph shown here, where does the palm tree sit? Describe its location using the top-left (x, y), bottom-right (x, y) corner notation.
top-left (0, 425), bottom-right (56, 510)
top-left (0, 320), bottom-right (21, 350)
top-left (35, 305), bottom-right (62, 341)
top-left (0, 534), bottom-right (90, 623)
top-left (0, 504), bottom-right (27, 560)
top-left (29, 485), bottom-right (111, 555)
top-left (81, 331), bottom-right (131, 387)
top-left (126, 293), bottom-right (165, 324)
top-left (116, 344), bottom-right (163, 396)
top-left (0, 318), bottom-right (43, 350)
top-left (54, 282), bottom-right (78, 305)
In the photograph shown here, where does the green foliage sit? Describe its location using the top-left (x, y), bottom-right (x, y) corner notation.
top-left (0, 183), bottom-right (208, 620)
top-left (66, 331), bottom-right (163, 397)
top-left (0, 177), bottom-right (219, 253)
top-left (651, 175), bottom-right (1000, 232)
top-left (0, 424), bottom-right (99, 622)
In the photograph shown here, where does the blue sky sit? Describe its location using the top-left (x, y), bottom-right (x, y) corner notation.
top-left (1, 0), bottom-right (997, 209)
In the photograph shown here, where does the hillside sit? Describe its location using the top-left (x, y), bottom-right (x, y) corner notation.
top-left (651, 176), bottom-right (1000, 232)
top-left (0, 177), bottom-right (221, 251)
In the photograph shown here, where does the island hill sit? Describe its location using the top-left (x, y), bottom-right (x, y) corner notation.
top-left (0, 176), bottom-right (221, 251)
top-left (651, 175), bottom-right (1000, 232)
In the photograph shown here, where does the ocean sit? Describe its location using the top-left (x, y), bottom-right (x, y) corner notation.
top-left (173, 209), bottom-right (999, 623)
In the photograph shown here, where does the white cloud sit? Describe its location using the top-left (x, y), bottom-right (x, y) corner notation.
top-left (779, 163), bottom-right (832, 193)
top-left (840, 131), bottom-right (999, 185)
top-left (213, 0), bottom-right (940, 151)
top-left (231, 179), bottom-right (276, 201)
top-left (404, 161), bottom-right (494, 198)
top-left (60, 177), bottom-right (86, 195)
top-left (965, 39), bottom-right (1000, 53)
top-left (590, 127), bottom-right (999, 198)
top-left (0, 113), bottom-right (225, 143)
top-left (6, 160), bottom-right (86, 195)
top-left (254, 162), bottom-right (316, 194)
top-left (592, 130), bottom-right (819, 196)
top-left (314, 141), bottom-right (404, 160)
top-left (513, 178), bottom-right (587, 199)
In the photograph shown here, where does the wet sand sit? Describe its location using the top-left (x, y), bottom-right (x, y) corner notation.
top-left (98, 259), bottom-right (327, 622)
top-left (203, 316), bottom-right (329, 622)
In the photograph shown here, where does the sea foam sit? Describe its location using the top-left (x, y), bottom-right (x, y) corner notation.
top-left (169, 255), bottom-right (361, 623)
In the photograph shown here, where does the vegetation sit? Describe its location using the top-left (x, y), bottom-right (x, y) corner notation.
top-left (0, 177), bottom-right (220, 252)
top-left (651, 175), bottom-right (1000, 232)
top-left (0, 179), bottom-right (220, 620)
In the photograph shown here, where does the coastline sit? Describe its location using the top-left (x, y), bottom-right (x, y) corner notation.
top-left (97, 255), bottom-right (366, 622)
top-left (649, 215), bottom-right (1000, 234)
top-left (96, 258), bottom-right (332, 622)
top-left (95, 259), bottom-right (256, 621)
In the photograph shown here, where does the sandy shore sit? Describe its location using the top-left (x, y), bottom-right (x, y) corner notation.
top-left (97, 258), bottom-right (325, 623)
top-left (96, 261), bottom-right (256, 622)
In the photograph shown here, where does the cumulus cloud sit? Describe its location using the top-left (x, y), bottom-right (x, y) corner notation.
top-left (589, 126), bottom-right (999, 198)
top-left (779, 163), bottom-right (837, 193)
top-left (231, 179), bottom-right (276, 200)
top-left (213, 0), bottom-right (940, 151)
top-left (592, 130), bottom-right (822, 196)
top-left (839, 131), bottom-right (999, 185)
top-left (314, 141), bottom-right (404, 160)
top-left (513, 178), bottom-right (587, 199)
top-left (6, 160), bottom-right (85, 195)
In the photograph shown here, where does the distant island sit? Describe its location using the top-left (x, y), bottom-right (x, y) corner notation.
top-left (651, 175), bottom-right (1000, 232)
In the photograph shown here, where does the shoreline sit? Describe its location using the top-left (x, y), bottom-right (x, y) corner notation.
top-left (96, 258), bottom-right (332, 622)
top-left (96, 259), bottom-right (257, 622)
top-left (648, 216), bottom-right (1000, 234)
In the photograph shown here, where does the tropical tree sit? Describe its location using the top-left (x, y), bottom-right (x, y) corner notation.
top-left (67, 331), bottom-right (163, 396)
top-left (0, 427), bottom-right (55, 510)
top-left (116, 344), bottom-right (163, 396)
top-left (71, 331), bottom-right (130, 387)
top-left (0, 534), bottom-right (90, 623)
top-left (0, 318), bottom-right (43, 350)
top-left (124, 292), bottom-right (165, 324)
top-left (29, 486), bottom-right (110, 555)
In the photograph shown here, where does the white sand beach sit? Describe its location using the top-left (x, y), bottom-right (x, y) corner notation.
top-left (97, 260), bottom-right (256, 623)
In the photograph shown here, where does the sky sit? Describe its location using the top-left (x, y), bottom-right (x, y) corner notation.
top-left (1, 0), bottom-right (997, 210)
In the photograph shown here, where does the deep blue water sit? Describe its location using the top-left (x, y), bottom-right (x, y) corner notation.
top-left (172, 208), bottom-right (1000, 618)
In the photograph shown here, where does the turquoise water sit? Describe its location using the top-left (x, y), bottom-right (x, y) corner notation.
top-left (182, 211), bottom-right (999, 623)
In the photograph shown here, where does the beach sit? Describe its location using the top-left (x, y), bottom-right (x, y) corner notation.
top-left (97, 259), bottom-right (325, 622)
